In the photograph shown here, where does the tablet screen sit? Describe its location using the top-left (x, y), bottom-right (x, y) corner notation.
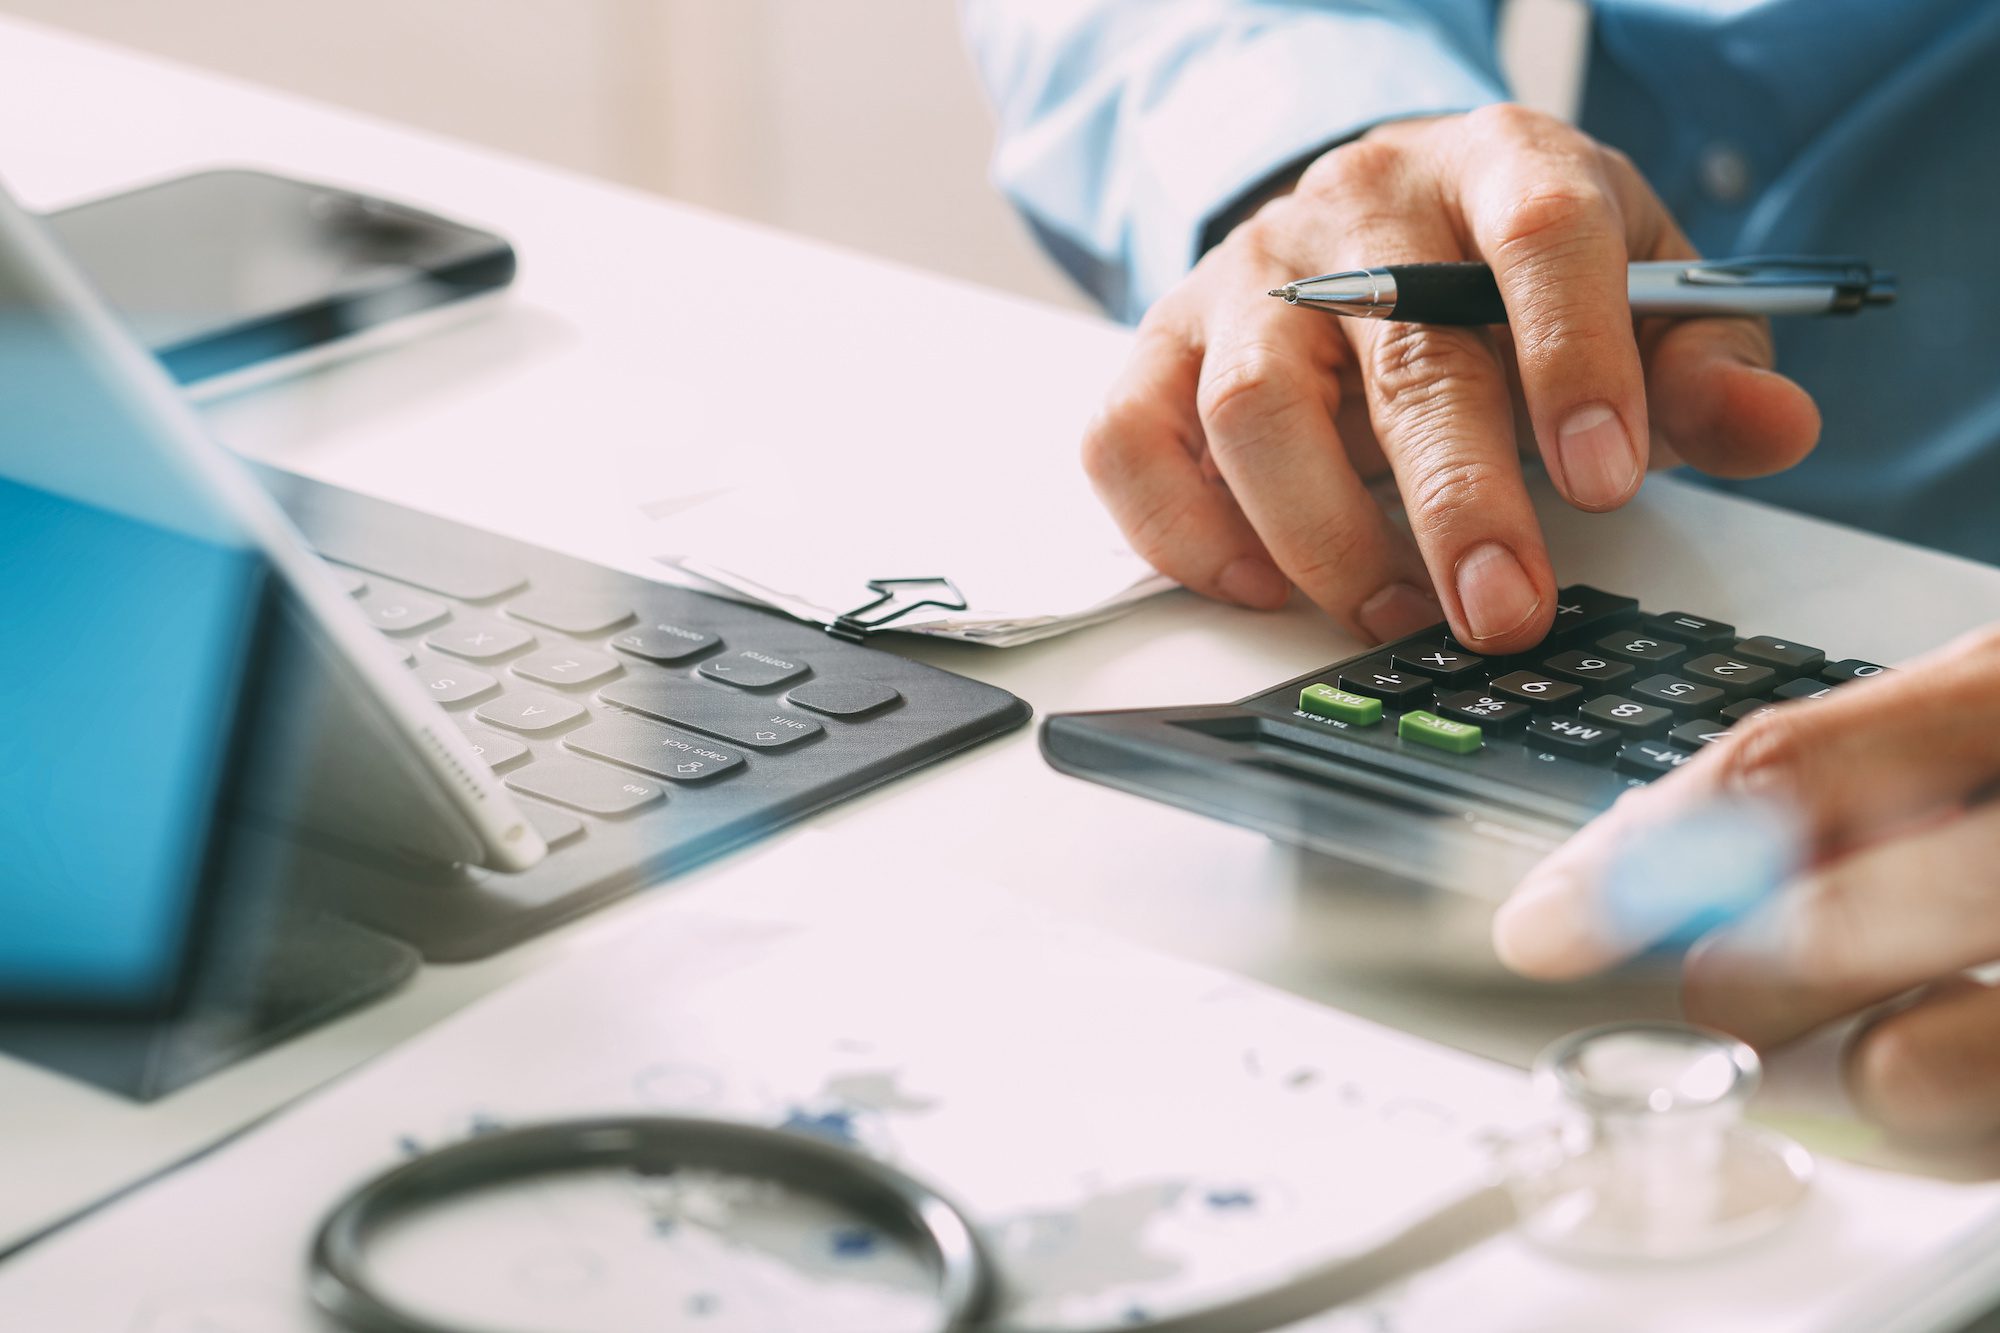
top-left (0, 182), bottom-right (270, 1011)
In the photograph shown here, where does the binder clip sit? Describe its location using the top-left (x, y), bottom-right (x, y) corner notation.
top-left (825, 577), bottom-right (968, 642)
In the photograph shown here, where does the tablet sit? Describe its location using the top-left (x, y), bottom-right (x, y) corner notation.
top-left (0, 177), bottom-right (543, 1013)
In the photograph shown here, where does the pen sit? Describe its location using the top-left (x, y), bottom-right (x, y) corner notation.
top-left (1268, 256), bottom-right (1895, 325)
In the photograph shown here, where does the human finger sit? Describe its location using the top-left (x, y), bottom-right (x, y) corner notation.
top-left (1454, 105), bottom-right (1650, 513)
top-left (1293, 140), bottom-right (1556, 652)
top-left (1846, 978), bottom-right (2000, 1145)
top-left (1681, 801), bottom-right (2000, 1049)
top-left (1194, 215), bottom-right (1441, 639)
top-left (1082, 305), bottom-right (1293, 609)
top-left (1635, 219), bottom-right (1821, 479)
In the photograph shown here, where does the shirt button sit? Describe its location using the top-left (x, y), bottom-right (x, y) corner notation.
top-left (1698, 143), bottom-right (1753, 205)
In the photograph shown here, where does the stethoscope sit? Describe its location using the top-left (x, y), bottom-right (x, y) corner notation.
top-left (309, 1021), bottom-right (1815, 1333)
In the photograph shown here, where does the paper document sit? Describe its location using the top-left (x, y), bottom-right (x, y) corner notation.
top-left (642, 462), bottom-right (1172, 647)
top-left (6, 836), bottom-right (2000, 1332)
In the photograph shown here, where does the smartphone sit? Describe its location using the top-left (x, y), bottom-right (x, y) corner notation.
top-left (42, 167), bottom-right (516, 399)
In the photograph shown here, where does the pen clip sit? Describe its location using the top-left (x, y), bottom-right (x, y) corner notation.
top-left (1679, 255), bottom-right (1875, 289)
top-left (826, 576), bottom-right (968, 642)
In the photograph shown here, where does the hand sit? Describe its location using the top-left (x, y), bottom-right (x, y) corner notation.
top-left (1494, 627), bottom-right (2000, 1144)
top-left (1083, 106), bottom-right (1820, 651)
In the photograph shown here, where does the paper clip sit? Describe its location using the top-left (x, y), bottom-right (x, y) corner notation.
top-left (825, 577), bottom-right (969, 642)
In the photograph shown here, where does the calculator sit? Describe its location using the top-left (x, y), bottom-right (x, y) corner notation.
top-left (1040, 586), bottom-right (1886, 896)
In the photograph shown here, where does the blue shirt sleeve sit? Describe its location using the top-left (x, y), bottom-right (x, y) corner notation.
top-left (962, 0), bottom-right (1510, 322)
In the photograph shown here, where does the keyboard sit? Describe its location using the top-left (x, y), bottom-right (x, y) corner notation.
top-left (1041, 585), bottom-right (1884, 895)
top-left (0, 467), bottom-right (1028, 1099)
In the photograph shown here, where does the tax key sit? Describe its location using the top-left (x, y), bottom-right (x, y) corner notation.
top-left (1398, 710), bottom-right (1483, 754)
top-left (1300, 683), bottom-right (1382, 727)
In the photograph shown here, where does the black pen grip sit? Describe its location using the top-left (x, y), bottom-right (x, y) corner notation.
top-left (1382, 263), bottom-right (1510, 325)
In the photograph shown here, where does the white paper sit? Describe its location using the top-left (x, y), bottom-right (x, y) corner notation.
top-left (643, 464), bottom-right (1173, 646)
top-left (5, 837), bottom-right (2000, 1332)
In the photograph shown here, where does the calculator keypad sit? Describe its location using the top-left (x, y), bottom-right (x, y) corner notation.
top-left (1263, 583), bottom-right (1882, 794)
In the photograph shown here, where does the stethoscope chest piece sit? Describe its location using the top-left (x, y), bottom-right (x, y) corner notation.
top-left (1503, 1021), bottom-right (1814, 1262)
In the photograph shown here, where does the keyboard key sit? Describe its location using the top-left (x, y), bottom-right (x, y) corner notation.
top-left (1631, 674), bottom-right (1726, 715)
top-left (311, 534), bottom-right (527, 601)
top-left (788, 680), bottom-right (902, 717)
top-left (1824, 658), bottom-right (1891, 683)
top-left (427, 618), bottom-right (535, 661)
top-left (329, 565), bottom-right (367, 596)
top-left (1398, 710), bottom-right (1482, 754)
top-left (506, 757), bottom-right (664, 816)
top-left (1732, 636), bottom-right (1825, 676)
top-left (1436, 689), bottom-right (1530, 735)
top-left (1775, 678), bottom-right (1836, 702)
top-left (1542, 650), bottom-right (1635, 689)
top-left (1595, 631), bottom-right (1688, 668)
top-left (1669, 719), bottom-right (1732, 749)
top-left (1550, 585), bottom-right (1639, 640)
top-left (610, 623), bottom-right (721, 664)
top-left (517, 800), bottom-right (584, 849)
top-left (1526, 715), bottom-right (1619, 761)
top-left (698, 650), bottom-right (811, 690)
top-left (505, 589), bottom-right (635, 636)
top-left (1579, 695), bottom-right (1673, 737)
top-left (1298, 684), bottom-right (1382, 727)
top-left (1389, 644), bottom-right (1485, 685)
top-left (1640, 612), bottom-right (1735, 650)
top-left (356, 587), bottom-right (449, 634)
top-left (513, 647), bottom-right (623, 689)
top-left (1721, 698), bottom-right (1781, 725)
top-left (1489, 670), bottom-right (1582, 712)
top-left (461, 728), bottom-right (528, 768)
top-left (1681, 654), bottom-right (1777, 700)
top-left (600, 679), bottom-right (826, 750)
top-left (476, 690), bottom-right (588, 734)
top-left (564, 715), bottom-right (746, 782)
top-left (1335, 657), bottom-right (1433, 707)
top-left (412, 662), bottom-right (499, 706)
top-left (1617, 741), bottom-right (1697, 778)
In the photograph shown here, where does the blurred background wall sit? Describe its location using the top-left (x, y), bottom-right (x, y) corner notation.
top-left (0, 0), bottom-right (1581, 315)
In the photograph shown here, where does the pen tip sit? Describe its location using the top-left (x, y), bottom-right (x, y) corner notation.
top-left (1268, 287), bottom-right (1296, 302)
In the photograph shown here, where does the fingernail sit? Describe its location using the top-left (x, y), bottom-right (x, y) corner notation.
top-left (1454, 542), bottom-right (1540, 643)
top-left (1217, 557), bottom-right (1289, 609)
top-left (1492, 872), bottom-right (1597, 977)
top-left (1358, 582), bottom-right (1442, 641)
top-left (1557, 402), bottom-right (1640, 508)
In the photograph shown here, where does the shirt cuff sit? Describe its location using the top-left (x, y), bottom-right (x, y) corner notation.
top-left (1121, 14), bottom-right (1506, 321)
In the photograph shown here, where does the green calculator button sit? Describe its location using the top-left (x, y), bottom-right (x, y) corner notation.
top-left (1299, 683), bottom-right (1382, 726)
top-left (1398, 710), bottom-right (1483, 754)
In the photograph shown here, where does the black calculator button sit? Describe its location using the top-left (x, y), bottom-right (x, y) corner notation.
top-left (1617, 741), bottom-right (1697, 778)
top-left (1527, 715), bottom-right (1620, 761)
top-left (1774, 678), bottom-right (1836, 701)
top-left (1595, 631), bottom-right (1688, 668)
top-left (1631, 673), bottom-right (1725, 715)
top-left (1490, 670), bottom-right (1583, 712)
top-left (1681, 654), bottom-right (1777, 700)
top-left (1436, 689), bottom-right (1531, 735)
top-left (1733, 636), bottom-right (1826, 676)
top-left (1336, 657), bottom-right (1433, 706)
top-left (1720, 697), bottom-right (1781, 724)
top-left (1550, 585), bottom-right (1640, 640)
top-left (1640, 612), bottom-right (1735, 650)
top-left (1579, 695), bottom-right (1673, 736)
top-left (1824, 658), bottom-right (1891, 683)
top-left (1389, 645), bottom-right (1485, 685)
top-left (1542, 650), bottom-right (1635, 689)
top-left (1669, 719), bottom-right (1732, 749)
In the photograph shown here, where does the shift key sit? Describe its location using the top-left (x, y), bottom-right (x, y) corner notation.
top-left (565, 715), bottom-right (745, 782)
top-left (600, 678), bottom-right (824, 749)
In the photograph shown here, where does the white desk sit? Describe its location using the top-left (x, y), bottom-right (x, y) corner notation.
top-left (5, 14), bottom-right (2000, 1263)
